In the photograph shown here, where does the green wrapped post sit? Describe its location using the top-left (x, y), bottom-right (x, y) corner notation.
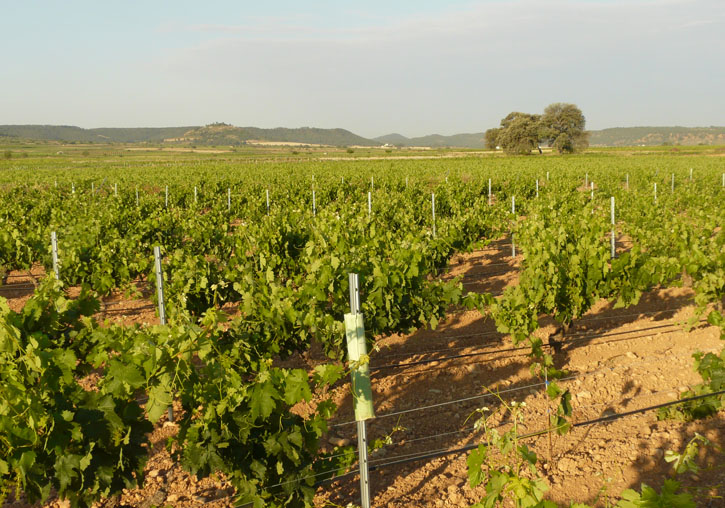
top-left (347, 273), bottom-right (372, 508)
top-left (345, 312), bottom-right (375, 421)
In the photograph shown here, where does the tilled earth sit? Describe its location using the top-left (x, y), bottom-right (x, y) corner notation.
top-left (1, 242), bottom-right (723, 507)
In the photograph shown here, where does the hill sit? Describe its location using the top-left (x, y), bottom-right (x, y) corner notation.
top-left (0, 124), bottom-right (377, 147)
top-left (0, 125), bottom-right (194, 143)
top-left (172, 124), bottom-right (377, 146)
top-left (589, 126), bottom-right (725, 146)
top-left (374, 132), bottom-right (486, 148)
top-left (5, 124), bottom-right (725, 149)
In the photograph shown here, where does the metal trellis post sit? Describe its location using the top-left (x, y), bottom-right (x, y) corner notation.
top-left (511, 196), bottom-right (516, 258)
top-left (153, 246), bottom-right (173, 422)
top-left (345, 273), bottom-right (374, 508)
top-left (51, 232), bottom-right (59, 280)
top-left (610, 197), bottom-right (616, 259)
top-left (431, 193), bottom-right (436, 238)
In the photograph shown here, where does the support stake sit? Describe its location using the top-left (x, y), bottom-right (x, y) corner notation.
top-left (154, 247), bottom-right (166, 326)
top-left (431, 193), bottom-right (436, 238)
top-left (610, 197), bottom-right (616, 259)
top-left (153, 246), bottom-right (173, 422)
top-left (511, 196), bottom-right (516, 258)
top-left (345, 273), bottom-right (373, 508)
top-left (51, 232), bottom-right (59, 280)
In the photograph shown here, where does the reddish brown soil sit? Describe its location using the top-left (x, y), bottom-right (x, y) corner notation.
top-left (316, 246), bottom-right (724, 507)
top-left (1, 245), bottom-right (723, 508)
top-left (0, 265), bottom-right (159, 325)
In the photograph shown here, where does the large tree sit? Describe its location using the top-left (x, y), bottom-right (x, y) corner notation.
top-left (484, 128), bottom-right (500, 150)
top-left (539, 103), bottom-right (588, 153)
top-left (495, 112), bottom-right (541, 155)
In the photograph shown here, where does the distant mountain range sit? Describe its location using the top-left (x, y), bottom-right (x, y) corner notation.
top-left (374, 132), bottom-right (486, 148)
top-left (0, 125), bottom-right (195, 143)
top-left (173, 124), bottom-right (377, 146)
top-left (587, 126), bottom-right (725, 147)
top-left (0, 123), bottom-right (376, 147)
top-left (2, 124), bottom-right (725, 148)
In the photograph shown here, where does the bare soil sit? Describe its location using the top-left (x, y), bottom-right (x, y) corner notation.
top-left (1, 245), bottom-right (723, 508)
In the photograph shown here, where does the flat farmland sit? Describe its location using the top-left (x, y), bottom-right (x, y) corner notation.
top-left (0, 146), bottom-right (723, 507)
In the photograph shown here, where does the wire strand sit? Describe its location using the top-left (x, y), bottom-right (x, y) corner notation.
top-left (373, 319), bottom-right (684, 361)
top-left (366, 388), bottom-right (725, 471)
top-left (334, 346), bottom-right (706, 428)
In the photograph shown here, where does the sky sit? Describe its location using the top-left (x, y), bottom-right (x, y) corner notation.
top-left (2, 0), bottom-right (724, 138)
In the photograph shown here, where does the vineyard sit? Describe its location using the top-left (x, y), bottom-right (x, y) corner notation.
top-left (0, 149), bottom-right (724, 508)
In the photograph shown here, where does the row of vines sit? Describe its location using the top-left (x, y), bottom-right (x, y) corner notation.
top-left (0, 154), bottom-right (723, 507)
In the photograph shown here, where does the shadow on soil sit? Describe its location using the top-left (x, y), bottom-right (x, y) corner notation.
top-left (320, 243), bottom-right (724, 507)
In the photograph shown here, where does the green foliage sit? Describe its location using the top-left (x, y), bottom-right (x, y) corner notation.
top-left (466, 398), bottom-right (697, 508)
top-left (0, 281), bottom-right (151, 508)
top-left (487, 103), bottom-right (587, 155)
top-left (539, 103), bottom-right (588, 154)
top-left (468, 400), bottom-right (549, 508)
top-left (663, 433), bottom-right (712, 475)
top-left (616, 480), bottom-right (695, 508)
top-left (1, 149), bottom-right (724, 507)
top-left (495, 112), bottom-right (541, 155)
top-left (485, 128), bottom-right (500, 150)
top-left (659, 309), bottom-right (725, 421)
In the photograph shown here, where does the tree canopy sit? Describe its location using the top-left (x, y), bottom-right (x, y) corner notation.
top-left (487, 103), bottom-right (588, 155)
top-left (539, 103), bottom-right (589, 153)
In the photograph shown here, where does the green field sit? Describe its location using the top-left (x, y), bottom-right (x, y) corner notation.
top-left (0, 145), bottom-right (723, 508)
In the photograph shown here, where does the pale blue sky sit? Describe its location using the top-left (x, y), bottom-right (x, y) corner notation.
top-left (3, 1), bottom-right (724, 137)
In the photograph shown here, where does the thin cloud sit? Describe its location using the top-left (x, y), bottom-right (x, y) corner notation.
top-left (4, 0), bottom-right (722, 135)
top-left (171, 0), bottom-right (723, 44)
